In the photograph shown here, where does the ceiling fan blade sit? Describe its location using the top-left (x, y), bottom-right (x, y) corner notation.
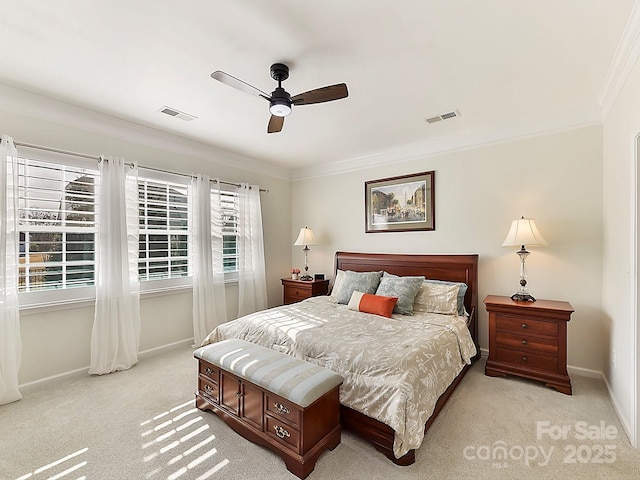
top-left (211, 71), bottom-right (269, 99)
top-left (291, 83), bottom-right (348, 106)
top-left (267, 115), bottom-right (284, 134)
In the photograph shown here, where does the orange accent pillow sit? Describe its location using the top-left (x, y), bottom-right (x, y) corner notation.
top-left (347, 291), bottom-right (398, 318)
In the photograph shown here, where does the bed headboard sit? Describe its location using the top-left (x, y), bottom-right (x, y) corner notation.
top-left (334, 251), bottom-right (479, 354)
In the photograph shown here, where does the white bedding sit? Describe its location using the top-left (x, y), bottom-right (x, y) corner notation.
top-left (202, 295), bottom-right (476, 458)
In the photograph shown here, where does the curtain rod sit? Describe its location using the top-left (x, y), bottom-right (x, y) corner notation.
top-left (13, 140), bottom-right (269, 193)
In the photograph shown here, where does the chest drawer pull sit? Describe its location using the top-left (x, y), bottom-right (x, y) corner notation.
top-left (274, 425), bottom-right (290, 439)
top-left (522, 356), bottom-right (528, 362)
top-left (204, 384), bottom-right (214, 394)
top-left (521, 339), bottom-right (528, 345)
top-left (205, 367), bottom-right (213, 376)
top-left (274, 402), bottom-right (290, 415)
top-left (521, 323), bottom-right (528, 329)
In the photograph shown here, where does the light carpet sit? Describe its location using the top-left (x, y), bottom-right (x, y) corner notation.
top-left (0, 345), bottom-right (638, 480)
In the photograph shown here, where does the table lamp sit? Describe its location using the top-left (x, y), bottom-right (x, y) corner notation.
top-left (294, 227), bottom-right (317, 281)
top-left (502, 216), bottom-right (548, 302)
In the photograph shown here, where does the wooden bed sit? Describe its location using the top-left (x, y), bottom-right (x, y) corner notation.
top-left (333, 251), bottom-right (480, 466)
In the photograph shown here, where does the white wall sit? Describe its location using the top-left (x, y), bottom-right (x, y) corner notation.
top-left (0, 90), bottom-right (292, 385)
top-left (292, 126), bottom-right (604, 373)
top-left (602, 53), bottom-right (640, 446)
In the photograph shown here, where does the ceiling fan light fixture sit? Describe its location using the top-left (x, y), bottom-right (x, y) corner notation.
top-left (269, 99), bottom-right (292, 117)
top-left (210, 63), bottom-right (348, 131)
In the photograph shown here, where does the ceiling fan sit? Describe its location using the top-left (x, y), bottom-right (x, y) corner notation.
top-left (210, 63), bottom-right (348, 134)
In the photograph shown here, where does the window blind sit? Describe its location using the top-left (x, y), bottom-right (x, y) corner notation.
top-left (138, 177), bottom-right (190, 281)
top-left (220, 189), bottom-right (239, 273)
top-left (17, 157), bottom-right (98, 292)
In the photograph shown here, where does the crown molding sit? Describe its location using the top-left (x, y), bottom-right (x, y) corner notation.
top-left (0, 82), bottom-right (290, 181)
top-left (291, 107), bottom-right (602, 180)
top-left (598, 0), bottom-right (640, 117)
top-left (0, 81), bottom-right (607, 184)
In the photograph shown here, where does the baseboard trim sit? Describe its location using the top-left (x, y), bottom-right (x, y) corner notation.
top-left (139, 338), bottom-right (194, 358)
top-left (19, 365), bottom-right (88, 391)
top-left (18, 338), bottom-right (194, 391)
top-left (567, 364), bottom-right (603, 379)
top-left (602, 373), bottom-right (635, 447)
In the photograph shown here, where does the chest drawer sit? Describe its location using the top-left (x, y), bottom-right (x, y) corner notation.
top-left (199, 360), bottom-right (219, 383)
top-left (198, 376), bottom-right (219, 403)
top-left (495, 331), bottom-right (558, 355)
top-left (266, 415), bottom-right (301, 453)
top-left (265, 393), bottom-right (302, 428)
top-left (496, 347), bottom-right (558, 372)
top-left (496, 315), bottom-right (558, 337)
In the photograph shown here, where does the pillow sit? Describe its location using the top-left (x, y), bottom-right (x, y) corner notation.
top-left (412, 281), bottom-right (460, 315)
top-left (330, 269), bottom-right (346, 301)
top-left (375, 272), bottom-right (425, 315)
top-left (333, 270), bottom-right (383, 305)
top-left (347, 291), bottom-right (398, 318)
top-left (421, 279), bottom-right (468, 315)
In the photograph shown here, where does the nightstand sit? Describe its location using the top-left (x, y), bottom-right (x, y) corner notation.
top-left (484, 295), bottom-right (574, 395)
top-left (281, 278), bottom-right (329, 305)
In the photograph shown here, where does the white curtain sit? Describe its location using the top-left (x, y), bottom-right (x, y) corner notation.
top-left (89, 157), bottom-right (140, 375)
top-left (191, 175), bottom-right (227, 346)
top-left (237, 183), bottom-right (267, 317)
top-left (0, 135), bottom-right (22, 405)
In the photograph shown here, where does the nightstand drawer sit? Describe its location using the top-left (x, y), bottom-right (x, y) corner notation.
top-left (496, 347), bottom-right (557, 371)
top-left (496, 332), bottom-right (558, 355)
top-left (496, 315), bottom-right (558, 337)
top-left (281, 278), bottom-right (329, 305)
top-left (287, 287), bottom-right (310, 300)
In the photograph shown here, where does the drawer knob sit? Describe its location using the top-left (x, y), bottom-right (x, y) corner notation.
top-left (521, 339), bottom-right (528, 345)
top-left (274, 402), bottom-right (290, 415)
top-left (521, 323), bottom-right (528, 329)
top-left (205, 367), bottom-right (213, 376)
top-left (522, 356), bottom-right (528, 362)
top-left (274, 425), bottom-right (290, 439)
top-left (204, 384), bottom-right (213, 394)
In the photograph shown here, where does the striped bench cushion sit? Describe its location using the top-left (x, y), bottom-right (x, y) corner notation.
top-left (194, 339), bottom-right (343, 408)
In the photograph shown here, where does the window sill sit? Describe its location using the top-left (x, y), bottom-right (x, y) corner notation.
top-left (19, 296), bottom-right (96, 315)
top-left (19, 277), bottom-right (239, 315)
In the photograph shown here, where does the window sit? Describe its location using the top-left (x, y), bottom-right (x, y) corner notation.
top-left (220, 189), bottom-right (239, 273)
top-left (16, 153), bottom-right (241, 306)
top-left (17, 157), bottom-right (98, 293)
top-left (138, 176), bottom-right (190, 282)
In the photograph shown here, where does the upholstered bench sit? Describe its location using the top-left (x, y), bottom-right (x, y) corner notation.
top-left (194, 339), bottom-right (343, 479)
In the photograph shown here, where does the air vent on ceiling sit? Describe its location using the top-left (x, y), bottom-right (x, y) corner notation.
top-left (424, 110), bottom-right (461, 124)
top-left (159, 106), bottom-right (197, 122)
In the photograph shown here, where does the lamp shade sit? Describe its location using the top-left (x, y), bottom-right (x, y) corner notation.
top-left (294, 227), bottom-right (317, 246)
top-left (501, 217), bottom-right (548, 247)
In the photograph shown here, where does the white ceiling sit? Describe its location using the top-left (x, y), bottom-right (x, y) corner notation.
top-left (0, 1), bottom-right (635, 176)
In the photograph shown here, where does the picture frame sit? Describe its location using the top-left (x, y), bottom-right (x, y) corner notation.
top-left (365, 171), bottom-right (435, 233)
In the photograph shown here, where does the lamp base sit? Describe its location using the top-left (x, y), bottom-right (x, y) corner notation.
top-left (511, 292), bottom-right (536, 302)
top-left (300, 275), bottom-right (313, 281)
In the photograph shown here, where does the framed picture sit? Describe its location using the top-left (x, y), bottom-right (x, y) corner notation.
top-left (365, 171), bottom-right (435, 233)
